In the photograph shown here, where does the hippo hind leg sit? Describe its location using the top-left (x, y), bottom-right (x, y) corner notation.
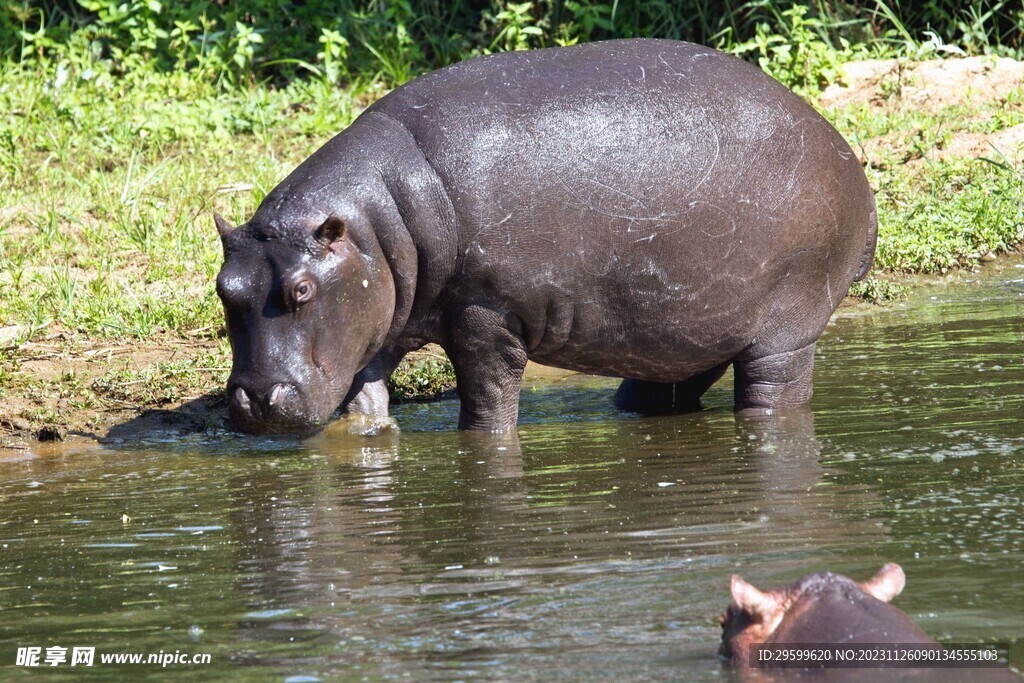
top-left (614, 362), bottom-right (730, 415)
top-left (733, 342), bottom-right (815, 413)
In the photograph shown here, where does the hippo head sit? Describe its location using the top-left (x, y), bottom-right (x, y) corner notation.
top-left (215, 212), bottom-right (395, 435)
top-left (719, 563), bottom-right (907, 664)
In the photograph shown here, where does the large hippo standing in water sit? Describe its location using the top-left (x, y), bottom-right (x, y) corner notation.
top-left (215, 39), bottom-right (877, 435)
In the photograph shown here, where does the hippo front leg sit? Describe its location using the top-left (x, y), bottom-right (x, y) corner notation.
top-left (445, 305), bottom-right (528, 432)
top-left (340, 353), bottom-right (399, 435)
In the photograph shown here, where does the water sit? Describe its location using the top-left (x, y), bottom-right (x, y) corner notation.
top-left (1, 265), bottom-right (1022, 681)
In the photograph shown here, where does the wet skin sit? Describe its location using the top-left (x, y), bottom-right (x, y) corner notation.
top-left (720, 565), bottom-right (1021, 681)
top-left (215, 39), bottom-right (877, 434)
top-left (720, 564), bottom-right (932, 667)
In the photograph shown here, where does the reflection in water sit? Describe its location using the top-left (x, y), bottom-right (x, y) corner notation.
top-left (210, 406), bottom-right (883, 680)
top-left (0, 265), bottom-right (1021, 680)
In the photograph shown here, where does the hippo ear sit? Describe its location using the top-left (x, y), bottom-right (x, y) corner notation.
top-left (859, 563), bottom-right (905, 603)
top-left (214, 212), bottom-right (234, 239)
top-left (314, 215), bottom-right (348, 248)
top-left (730, 575), bottom-right (777, 620)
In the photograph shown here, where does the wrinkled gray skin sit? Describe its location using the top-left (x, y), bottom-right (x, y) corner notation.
top-left (216, 39), bottom-right (878, 435)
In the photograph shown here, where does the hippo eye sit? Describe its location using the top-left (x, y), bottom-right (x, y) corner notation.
top-left (293, 279), bottom-right (316, 305)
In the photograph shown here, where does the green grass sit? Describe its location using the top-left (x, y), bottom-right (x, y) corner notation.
top-left (873, 160), bottom-right (1023, 273)
top-left (91, 347), bottom-right (231, 406)
top-left (388, 354), bottom-right (458, 402)
top-left (828, 96), bottom-right (1024, 276)
top-left (0, 60), bottom-right (365, 343)
top-left (847, 277), bottom-right (907, 304)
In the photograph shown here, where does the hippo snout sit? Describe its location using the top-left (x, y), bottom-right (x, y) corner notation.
top-left (227, 382), bottom-right (317, 434)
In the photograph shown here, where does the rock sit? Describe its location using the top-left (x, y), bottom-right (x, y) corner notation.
top-left (0, 325), bottom-right (23, 346)
top-left (36, 425), bottom-right (67, 442)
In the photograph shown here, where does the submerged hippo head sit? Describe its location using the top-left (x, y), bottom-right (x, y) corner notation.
top-left (719, 563), bottom-right (928, 666)
top-left (215, 213), bottom-right (395, 435)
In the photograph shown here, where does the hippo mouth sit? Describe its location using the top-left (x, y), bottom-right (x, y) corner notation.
top-left (226, 376), bottom-right (350, 436)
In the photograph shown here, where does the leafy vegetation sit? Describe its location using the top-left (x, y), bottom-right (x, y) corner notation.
top-left (4, 2), bottom-right (1023, 87)
top-left (1, 1), bottom-right (1023, 435)
top-left (874, 160), bottom-right (1023, 273)
top-left (388, 354), bottom-right (458, 402)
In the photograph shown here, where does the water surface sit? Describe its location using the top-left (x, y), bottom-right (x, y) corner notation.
top-left (1, 264), bottom-right (1022, 681)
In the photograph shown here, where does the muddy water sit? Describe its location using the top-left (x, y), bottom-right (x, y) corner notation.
top-left (1, 266), bottom-right (1022, 681)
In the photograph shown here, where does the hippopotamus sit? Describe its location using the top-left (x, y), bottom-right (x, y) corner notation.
top-left (215, 38), bottom-right (877, 435)
top-left (720, 564), bottom-right (1018, 681)
top-left (720, 564), bottom-right (931, 667)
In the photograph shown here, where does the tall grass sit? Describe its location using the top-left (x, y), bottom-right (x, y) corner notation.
top-left (3, 1), bottom-right (1022, 88)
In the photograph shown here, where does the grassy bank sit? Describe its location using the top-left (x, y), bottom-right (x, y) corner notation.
top-left (1, 6), bottom-right (1023, 443)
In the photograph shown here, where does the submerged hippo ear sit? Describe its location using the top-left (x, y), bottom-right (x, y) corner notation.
top-left (214, 212), bottom-right (234, 239)
top-left (313, 215), bottom-right (348, 249)
top-left (730, 575), bottom-right (777, 620)
top-left (859, 563), bottom-right (905, 603)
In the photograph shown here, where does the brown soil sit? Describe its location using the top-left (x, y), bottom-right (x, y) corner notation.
top-left (0, 334), bottom-right (456, 454)
top-left (820, 56), bottom-right (1024, 166)
top-left (0, 332), bottom-right (226, 453)
top-left (822, 57), bottom-right (1024, 111)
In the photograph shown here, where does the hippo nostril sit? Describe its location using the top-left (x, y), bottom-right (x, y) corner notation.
top-left (228, 383), bottom-right (306, 431)
top-left (233, 387), bottom-right (251, 413)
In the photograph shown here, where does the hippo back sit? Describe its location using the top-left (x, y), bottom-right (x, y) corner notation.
top-left (770, 586), bottom-right (934, 646)
top-left (364, 39), bottom-right (874, 378)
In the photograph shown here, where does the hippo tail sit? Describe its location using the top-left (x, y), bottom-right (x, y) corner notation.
top-left (854, 192), bottom-right (878, 282)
